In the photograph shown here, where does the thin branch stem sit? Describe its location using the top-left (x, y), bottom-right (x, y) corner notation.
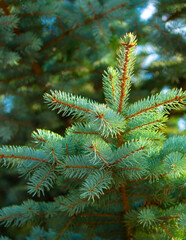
top-left (125, 120), bottom-right (162, 134)
top-left (118, 46), bottom-right (130, 114)
top-left (34, 164), bottom-right (56, 191)
top-left (75, 220), bottom-right (122, 226)
top-left (56, 216), bottom-right (76, 240)
top-left (113, 146), bottom-right (145, 166)
top-left (78, 213), bottom-right (121, 218)
top-left (88, 2), bottom-right (105, 39)
top-left (125, 96), bottom-right (184, 121)
top-left (86, 225), bottom-right (96, 239)
top-left (74, 131), bottom-right (100, 135)
top-left (0, 153), bottom-right (50, 164)
top-left (117, 133), bottom-right (132, 239)
top-left (0, 114), bottom-right (32, 127)
top-left (160, 222), bottom-right (175, 239)
top-left (65, 165), bottom-right (99, 170)
top-left (52, 94), bottom-right (92, 114)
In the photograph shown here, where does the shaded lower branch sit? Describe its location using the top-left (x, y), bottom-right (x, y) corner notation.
top-left (56, 216), bottom-right (76, 240)
top-left (0, 0), bottom-right (10, 15)
top-left (160, 222), bottom-right (175, 239)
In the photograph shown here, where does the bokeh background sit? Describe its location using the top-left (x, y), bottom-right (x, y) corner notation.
top-left (0, 0), bottom-right (185, 238)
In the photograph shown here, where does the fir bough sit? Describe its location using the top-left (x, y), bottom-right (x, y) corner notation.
top-left (0, 33), bottom-right (186, 240)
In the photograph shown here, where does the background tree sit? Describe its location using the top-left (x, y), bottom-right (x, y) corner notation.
top-left (136, 0), bottom-right (186, 135)
top-left (0, 0), bottom-right (148, 145)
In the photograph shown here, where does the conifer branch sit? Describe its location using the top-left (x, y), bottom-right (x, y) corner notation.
top-left (23, 164), bottom-right (40, 174)
top-left (102, 200), bottom-right (122, 207)
top-left (0, 114), bottom-right (32, 127)
top-left (87, 170), bottom-right (110, 194)
top-left (125, 95), bottom-right (185, 121)
top-left (0, 153), bottom-right (49, 164)
top-left (125, 120), bottom-right (162, 134)
top-left (119, 167), bottom-right (141, 171)
top-left (74, 131), bottom-right (100, 135)
top-left (130, 193), bottom-right (152, 199)
top-left (34, 164), bottom-right (56, 191)
top-left (65, 165), bottom-right (99, 170)
top-left (0, 211), bottom-right (65, 222)
top-left (36, 137), bottom-right (48, 143)
top-left (78, 213), bottom-right (121, 218)
top-left (117, 133), bottom-right (123, 148)
top-left (31, 62), bottom-right (43, 76)
top-left (109, 75), bottom-right (116, 102)
top-left (0, 214), bottom-right (25, 221)
top-left (0, 21), bottom-right (13, 26)
top-left (32, 149), bottom-right (58, 194)
top-left (70, 35), bottom-right (98, 47)
top-left (154, 24), bottom-right (186, 49)
top-left (56, 216), bottom-right (76, 240)
top-left (63, 199), bottom-right (88, 209)
top-left (118, 45), bottom-right (131, 113)
top-left (88, 144), bottom-right (109, 168)
top-left (120, 185), bottom-right (130, 213)
top-left (19, 12), bottom-right (53, 17)
top-left (120, 185), bottom-right (132, 240)
top-left (65, 144), bottom-right (69, 156)
top-left (37, 233), bottom-right (43, 240)
top-left (160, 222), bottom-right (175, 239)
top-left (163, 216), bottom-right (180, 221)
top-left (127, 173), bottom-right (167, 185)
top-left (88, 2), bottom-right (105, 39)
top-left (117, 104), bottom-right (133, 239)
top-left (63, 178), bottom-right (80, 183)
top-left (113, 146), bottom-right (145, 166)
top-left (51, 94), bottom-right (92, 114)
top-left (0, 40), bottom-right (5, 47)
top-left (75, 220), bottom-right (122, 226)
top-left (2, 73), bottom-right (33, 84)
top-left (86, 225), bottom-right (96, 239)
top-left (40, 3), bottom-right (126, 52)
top-left (98, 231), bottom-right (124, 237)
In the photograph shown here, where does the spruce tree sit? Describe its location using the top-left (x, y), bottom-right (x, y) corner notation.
top-left (0, 33), bottom-right (185, 240)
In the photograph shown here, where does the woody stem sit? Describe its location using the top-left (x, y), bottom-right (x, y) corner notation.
top-left (117, 137), bottom-right (132, 239)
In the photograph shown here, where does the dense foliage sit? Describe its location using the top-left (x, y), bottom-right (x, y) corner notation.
top-left (0, 33), bottom-right (185, 240)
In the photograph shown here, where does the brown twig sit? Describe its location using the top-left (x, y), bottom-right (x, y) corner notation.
top-left (160, 222), bottom-right (175, 239)
top-left (0, 153), bottom-right (49, 164)
top-left (117, 134), bottom-right (132, 239)
top-left (56, 216), bottom-right (76, 240)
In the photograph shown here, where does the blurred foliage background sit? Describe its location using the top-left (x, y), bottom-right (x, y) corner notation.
top-left (0, 0), bottom-right (185, 238)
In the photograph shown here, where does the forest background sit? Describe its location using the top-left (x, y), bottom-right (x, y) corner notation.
top-left (0, 0), bottom-right (185, 238)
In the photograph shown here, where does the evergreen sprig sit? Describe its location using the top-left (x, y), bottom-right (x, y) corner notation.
top-left (0, 33), bottom-right (185, 240)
